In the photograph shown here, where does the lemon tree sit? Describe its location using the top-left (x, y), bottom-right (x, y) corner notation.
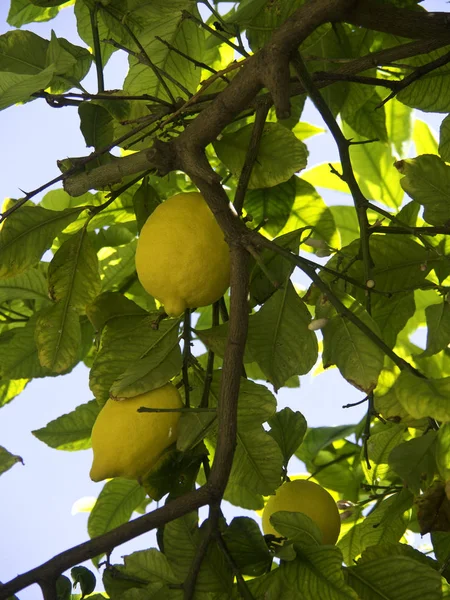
top-left (0, 1), bottom-right (450, 599)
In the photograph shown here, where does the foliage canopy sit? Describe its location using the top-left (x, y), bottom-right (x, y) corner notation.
top-left (2, 0), bottom-right (450, 598)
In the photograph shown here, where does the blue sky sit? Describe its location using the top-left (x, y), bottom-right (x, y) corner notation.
top-left (0, 1), bottom-right (445, 598)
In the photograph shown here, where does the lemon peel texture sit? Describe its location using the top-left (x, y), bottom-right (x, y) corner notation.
top-left (135, 192), bottom-right (230, 317)
top-left (90, 383), bottom-right (183, 482)
top-left (262, 479), bottom-right (341, 545)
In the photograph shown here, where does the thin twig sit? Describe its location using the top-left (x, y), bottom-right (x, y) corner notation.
top-left (254, 233), bottom-right (424, 377)
top-left (379, 49), bottom-right (450, 107)
top-left (183, 504), bottom-right (221, 600)
top-left (200, 302), bottom-right (219, 408)
top-left (183, 309), bottom-right (192, 408)
top-left (362, 392), bottom-right (376, 469)
top-left (182, 10), bottom-right (248, 57)
top-left (137, 407), bottom-right (216, 413)
top-left (291, 51), bottom-right (374, 315)
top-left (90, 4), bottom-right (105, 93)
top-left (100, 7), bottom-right (177, 103)
top-left (155, 36), bottom-right (227, 80)
top-left (234, 99), bottom-right (270, 216)
top-left (216, 533), bottom-right (256, 600)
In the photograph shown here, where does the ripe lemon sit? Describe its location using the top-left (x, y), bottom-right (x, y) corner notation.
top-left (262, 479), bottom-right (341, 545)
top-left (135, 192), bottom-right (230, 317)
top-left (90, 383), bottom-right (183, 482)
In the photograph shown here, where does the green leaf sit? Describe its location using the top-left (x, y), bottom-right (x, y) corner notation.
top-left (0, 30), bottom-right (48, 73)
top-left (278, 177), bottom-right (339, 250)
top-left (133, 177), bottom-right (160, 234)
top-left (164, 513), bottom-right (232, 594)
top-left (320, 295), bottom-right (384, 393)
top-left (124, 3), bottom-right (205, 102)
top-left (423, 301), bottom-right (450, 356)
top-left (247, 282), bottom-right (318, 390)
top-left (109, 317), bottom-right (182, 399)
top-left (35, 303), bottom-right (81, 374)
top-left (388, 431), bottom-right (437, 494)
top-left (244, 177), bottom-right (296, 237)
top-left (0, 206), bottom-right (84, 279)
top-left (121, 549), bottom-right (179, 587)
top-left (88, 478), bottom-right (146, 563)
top-left (87, 291), bottom-right (147, 333)
top-left (7, 0), bottom-right (60, 27)
top-left (74, 0), bottom-right (116, 66)
top-left (46, 31), bottom-right (76, 76)
top-left (0, 66), bottom-right (55, 111)
top-left (99, 240), bottom-right (137, 292)
top-left (413, 119), bottom-right (438, 155)
top-left (249, 229), bottom-right (301, 306)
top-left (362, 423), bottom-right (405, 484)
top-left (343, 122), bottom-right (404, 208)
top-left (296, 424), bottom-right (357, 465)
top-left (386, 97), bottom-right (413, 156)
top-left (35, 229), bottom-right (100, 373)
top-left (270, 511), bottom-right (323, 547)
top-left (32, 400), bottom-right (100, 451)
top-left (396, 154), bottom-right (450, 225)
top-left (329, 206), bottom-right (359, 248)
top-left (268, 407), bottom-right (307, 467)
top-left (440, 113), bottom-right (450, 161)
top-left (338, 489), bottom-right (413, 564)
top-left (343, 92), bottom-right (388, 142)
top-left (190, 374), bottom-right (282, 497)
top-left (0, 378), bottom-right (28, 409)
top-left (436, 422), bottom-right (450, 481)
top-left (71, 566), bottom-right (96, 599)
top-left (0, 266), bottom-right (49, 304)
top-left (0, 317), bottom-right (49, 379)
top-left (214, 123), bottom-right (308, 189)
top-left (222, 517), bottom-right (272, 577)
top-left (56, 575), bottom-right (72, 600)
top-left (0, 445), bottom-right (23, 476)
top-left (346, 556), bottom-right (442, 600)
top-left (397, 47), bottom-right (450, 112)
top-left (370, 292), bottom-right (416, 349)
top-left (395, 370), bottom-right (450, 422)
top-left (280, 544), bottom-right (358, 600)
top-left (229, 427), bottom-right (284, 496)
top-left (91, 313), bottom-right (180, 404)
top-left (79, 102), bottom-right (114, 150)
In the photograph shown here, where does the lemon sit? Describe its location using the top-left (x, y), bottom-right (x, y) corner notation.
top-left (262, 479), bottom-right (341, 545)
top-left (90, 383), bottom-right (183, 482)
top-left (135, 192), bottom-right (230, 317)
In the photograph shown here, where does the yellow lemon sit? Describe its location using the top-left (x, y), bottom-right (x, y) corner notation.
top-left (90, 383), bottom-right (183, 482)
top-left (262, 479), bottom-right (341, 545)
top-left (135, 192), bottom-right (230, 317)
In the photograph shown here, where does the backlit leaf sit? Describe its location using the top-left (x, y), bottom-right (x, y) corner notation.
top-left (0, 206), bottom-right (84, 278)
top-left (32, 399), bottom-right (100, 451)
top-left (214, 123), bottom-right (308, 189)
top-left (0, 445), bottom-right (23, 476)
top-left (395, 370), bottom-right (450, 422)
top-left (247, 282), bottom-right (318, 390)
top-left (396, 154), bottom-right (450, 225)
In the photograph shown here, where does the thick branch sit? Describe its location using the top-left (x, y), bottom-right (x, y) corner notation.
top-left (0, 488), bottom-right (210, 599)
top-left (345, 0), bottom-right (450, 39)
